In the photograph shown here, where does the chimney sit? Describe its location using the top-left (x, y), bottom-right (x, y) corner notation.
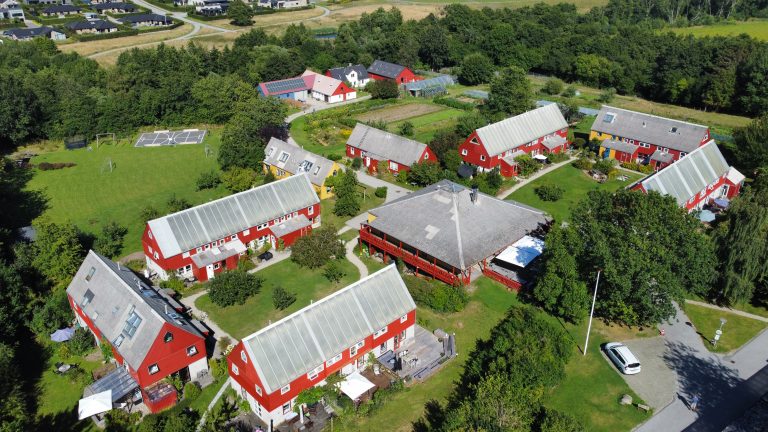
top-left (470, 185), bottom-right (479, 204)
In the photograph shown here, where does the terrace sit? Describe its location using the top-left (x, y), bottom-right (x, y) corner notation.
top-left (377, 325), bottom-right (453, 382)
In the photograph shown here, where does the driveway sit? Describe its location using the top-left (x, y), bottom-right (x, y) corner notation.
top-left (604, 336), bottom-right (677, 410)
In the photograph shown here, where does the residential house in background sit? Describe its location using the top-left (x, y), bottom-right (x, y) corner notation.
top-left (256, 0), bottom-right (307, 9)
top-left (458, 104), bottom-right (569, 177)
top-left (302, 70), bottom-right (357, 103)
top-left (41, 4), bottom-right (81, 16)
top-left (228, 265), bottom-right (417, 427)
top-left (92, 2), bottom-right (137, 13)
top-left (175, 0), bottom-right (229, 15)
top-left (630, 140), bottom-right (744, 212)
top-left (367, 60), bottom-right (419, 84)
top-left (346, 123), bottom-right (437, 174)
top-left (66, 251), bottom-right (209, 413)
top-left (22, 0), bottom-right (61, 5)
top-left (119, 13), bottom-right (172, 27)
top-left (263, 137), bottom-right (341, 200)
top-left (0, 0), bottom-right (24, 20)
top-left (142, 174), bottom-right (320, 282)
top-left (2, 25), bottom-right (66, 40)
top-left (360, 180), bottom-right (551, 289)
top-left (66, 19), bottom-right (118, 34)
top-left (591, 106), bottom-right (711, 170)
top-left (326, 64), bottom-right (370, 88)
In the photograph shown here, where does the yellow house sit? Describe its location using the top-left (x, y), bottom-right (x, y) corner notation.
top-left (263, 137), bottom-right (341, 200)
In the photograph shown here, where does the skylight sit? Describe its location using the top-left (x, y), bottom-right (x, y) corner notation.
top-left (82, 289), bottom-right (94, 307)
top-left (123, 310), bottom-right (142, 338)
top-left (279, 152), bottom-right (289, 163)
top-left (603, 113), bottom-right (616, 123)
top-left (85, 266), bottom-right (96, 281)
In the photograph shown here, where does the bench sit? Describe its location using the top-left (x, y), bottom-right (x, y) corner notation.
top-left (636, 403), bottom-right (651, 412)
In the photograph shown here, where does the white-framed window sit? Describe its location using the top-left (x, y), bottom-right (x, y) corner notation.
top-left (374, 326), bottom-right (388, 339)
top-left (148, 363), bottom-right (159, 375)
top-left (257, 223), bottom-right (268, 230)
top-left (123, 309), bottom-right (142, 338)
top-left (153, 251), bottom-right (159, 260)
top-left (277, 169), bottom-right (285, 176)
top-left (241, 351), bottom-right (247, 363)
top-left (640, 142), bottom-right (650, 148)
top-left (326, 352), bottom-right (343, 367)
top-left (389, 160), bottom-right (398, 171)
top-left (424, 153), bottom-right (429, 160)
top-left (280, 384), bottom-right (290, 395)
top-left (113, 334), bottom-right (124, 347)
top-left (680, 152), bottom-right (688, 158)
top-left (187, 345), bottom-right (198, 356)
top-left (279, 152), bottom-right (290, 163)
top-left (282, 401), bottom-right (291, 414)
top-left (350, 340), bottom-right (365, 357)
top-left (148, 246), bottom-right (154, 254)
top-left (254, 385), bottom-right (262, 396)
top-left (307, 364), bottom-right (324, 380)
top-left (218, 239), bottom-right (224, 246)
top-left (470, 137), bottom-right (479, 145)
top-left (308, 206), bottom-right (314, 215)
top-left (670, 127), bottom-right (678, 133)
top-left (164, 331), bottom-right (173, 343)
top-left (232, 364), bottom-right (239, 375)
top-left (266, 147), bottom-right (275, 157)
top-left (196, 247), bottom-right (203, 253)
top-left (214, 263), bottom-right (221, 270)
top-left (480, 155), bottom-right (486, 161)
top-left (243, 229), bottom-right (250, 235)
top-left (148, 231), bottom-right (153, 239)
top-left (461, 149), bottom-right (468, 156)
top-left (400, 314), bottom-right (408, 323)
top-left (182, 251), bottom-right (190, 258)
top-left (349, 147), bottom-right (355, 155)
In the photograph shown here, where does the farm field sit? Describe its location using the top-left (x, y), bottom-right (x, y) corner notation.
top-left (684, 303), bottom-right (768, 353)
top-left (25, 130), bottom-right (227, 257)
top-left (666, 19), bottom-right (768, 41)
top-left (507, 164), bottom-right (644, 222)
top-left (58, 23), bottom-right (194, 57)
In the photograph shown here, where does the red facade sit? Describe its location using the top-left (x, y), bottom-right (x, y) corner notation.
top-left (143, 204), bottom-right (319, 282)
top-left (458, 128), bottom-right (569, 176)
top-left (345, 145), bottom-right (437, 175)
top-left (227, 310), bottom-right (416, 413)
top-left (368, 67), bottom-right (419, 84)
top-left (603, 129), bottom-right (710, 168)
top-left (632, 174), bottom-right (742, 212)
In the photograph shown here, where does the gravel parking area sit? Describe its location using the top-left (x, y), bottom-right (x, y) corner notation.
top-left (602, 337), bottom-right (677, 410)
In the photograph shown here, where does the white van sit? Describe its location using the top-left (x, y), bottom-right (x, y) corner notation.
top-left (604, 342), bottom-right (641, 374)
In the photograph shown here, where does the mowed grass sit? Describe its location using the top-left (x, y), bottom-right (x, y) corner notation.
top-left (195, 258), bottom-right (359, 339)
top-left (389, 106), bottom-right (465, 143)
top-left (26, 133), bottom-right (227, 257)
top-left (507, 164), bottom-right (643, 222)
top-left (684, 303), bottom-right (768, 353)
top-left (666, 19), bottom-right (768, 41)
top-left (319, 186), bottom-right (385, 230)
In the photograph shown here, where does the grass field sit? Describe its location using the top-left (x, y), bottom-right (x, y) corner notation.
top-left (195, 258), bottom-right (359, 339)
top-left (320, 185), bottom-right (385, 229)
top-left (666, 19), bottom-right (768, 41)
top-left (684, 303), bottom-right (768, 353)
top-left (507, 164), bottom-right (643, 222)
top-left (388, 106), bottom-right (465, 143)
top-left (59, 23), bottom-right (194, 58)
top-left (26, 131), bottom-right (227, 257)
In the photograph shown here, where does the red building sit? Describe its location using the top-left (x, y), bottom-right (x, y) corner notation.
top-left (630, 140), bottom-right (744, 213)
top-left (143, 174), bottom-right (320, 282)
top-left (346, 123), bottom-right (437, 174)
top-left (227, 266), bottom-right (417, 426)
top-left (360, 180), bottom-right (551, 290)
top-left (366, 60), bottom-right (419, 84)
top-left (592, 106), bottom-right (711, 170)
top-left (458, 104), bottom-right (569, 177)
top-left (66, 251), bottom-right (209, 413)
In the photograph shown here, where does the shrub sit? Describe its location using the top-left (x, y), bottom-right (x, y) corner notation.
top-left (433, 97), bottom-right (474, 111)
top-left (58, 343), bottom-right (70, 361)
top-left (562, 85), bottom-right (577, 98)
top-left (327, 153), bottom-right (342, 161)
top-left (542, 78), bottom-right (565, 95)
top-left (593, 158), bottom-right (616, 175)
top-left (184, 382), bottom-right (202, 401)
top-left (398, 121), bottom-right (414, 137)
top-left (351, 157), bottom-right (362, 170)
top-left (291, 225), bottom-right (345, 268)
top-left (598, 87), bottom-right (616, 103)
top-left (572, 157), bottom-right (593, 170)
top-left (547, 152), bottom-right (569, 163)
top-left (30, 290), bottom-right (71, 335)
top-left (196, 170), bottom-right (221, 190)
top-left (93, 222), bottom-right (128, 258)
top-left (272, 286), bottom-right (296, 310)
top-left (69, 327), bottom-right (95, 356)
top-left (535, 184), bottom-right (565, 201)
top-left (366, 80), bottom-right (399, 99)
top-left (572, 137), bottom-right (586, 148)
top-left (166, 194), bottom-right (191, 213)
top-left (323, 261), bottom-right (345, 283)
top-left (374, 186), bottom-right (387, 198)
top-left (263, 169), bottom-right (276, 184)
top-left (207, 270), bottom-right (263, 307)
top-left (209, 357), bottom-right (228, 381)
top-left (140, 205), bottom-right (160, 224)
top-left (403, 275), bottom-right (468, 312)
top-left (620, 162), bottom-right (654, 174)
top-left (221, 167), bottom-right (258, 192)
top-left (514, 154), bottom-right (540, 177)
top-left (100, 338), bottom-right (113, 362)
top-left (37, 162), bottom-right (76, 170)
top-left (159, 275), bottom-right (185, 292)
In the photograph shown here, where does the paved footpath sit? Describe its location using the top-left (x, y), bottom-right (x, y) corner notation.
top-left (344, 236), bottom-right (368, 279)
top-left (496, 156), bottom-right (577, 199)
top-left (685, 299), bottom-right (768, 323)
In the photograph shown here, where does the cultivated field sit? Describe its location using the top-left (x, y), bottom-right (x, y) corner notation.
top-left (357, 103), bottom-right (443, 123)
top-left (666, 19), bottom-right (768, 40)
top-left (58, 23), bottom-right (194, 57)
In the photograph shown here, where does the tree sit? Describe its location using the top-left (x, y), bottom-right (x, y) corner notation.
top-left (514, 154), bottom-right (540, 177)
top-left (733, 113), bottom-right (768, 173)
top-left (290, 225), bottom-right (345, 269)
top-left (32, 220), bottom-right (85, 287)
top-left (398, 121), bottom-right (414, 137)
top-left (366, 80), bottom-right (399, 99)
top-left (272, 286), bottom-right (297, 310)
top-left (333, 170), bottom-right (361, 217)
top-left (428, 130), bottom-right (462, 167)
top-left (207, 270), bottom-right (263, 307)
top-left (191, 74), bottom-right (258, 124)
top-left (93, 222), bottom-right (128, 258)
top-left (220, 167), bottom-right (258, 192)
top-left (140, 205), bottom-right (161, 224)
top-left (228, 0), bottom-right (254, 26)
top-left (537, 408), bottom-right (585, 432)
top-left (542, 78), bottom-right (565, 95)
top-left (407, 161), bottom-right (442, 186)
top-left (166, 195), bottom-right (191, 213)
top-left (0, 343), bottom-right (31, 432)
top-left (736, 46), bottom-right (768, 116)
top-left (196, 170), bottom-right (221, 191)
top-left (454, 112), bottom-right (488, 138)
top-left (486, 67), bottom-right (533, 117)
top-left (458, 53), bottom-right (493, 85)
top-left (323, 261), bottom-right (345, 283)
top-left (534, 227), bottom-right (590, 323)
top-left (218, 97), bottom-right (287, 171)
top-left (535, 184), bottom-right (565, 202)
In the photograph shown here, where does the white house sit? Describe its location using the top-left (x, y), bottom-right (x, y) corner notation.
top-left (326, 64), bottom-right (370, 88)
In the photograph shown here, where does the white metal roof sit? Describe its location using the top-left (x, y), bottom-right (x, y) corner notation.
top-left (475, 104), bottom-right (568, 157)
top-left (640, 140), bottom-right (731, 206)
top-left (726, 166), bottom-right (745, 185)
top-left (147, 175), bottom-right (319, 257)
top-left (338, 371), bottom-right (375, 400)
top-left (494, 235), bottom-right (545, 268)
top-left (347, 123), bottom-right (428, 167)
top-left (242, 265), bottom-right (415, 394)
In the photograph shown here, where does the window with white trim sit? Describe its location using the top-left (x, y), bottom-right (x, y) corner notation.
top-left (153, 251), bottom-right (159, 260)
top-left (373, 326), bottom-right (388, 339)
top-left (307, 364), bottom-right (324, 380)
top-left (196, 247), bottom-right (203, 253)
top-left (257, 223), bottom-right (268, 230)
top-left (148, 231), bottom-right (153, 239)
top-left (241, 351), bottom-right (247, 363)
top-left (282, 402), bottom-right (291, 414)
top-left (232, 364), bottom-right (239, 375)
top-left (326, 352), bottom-right (343, 367)
top-left (350, 148), bottom-right (355, 155)
top-left (254, 385), bottom-right (262, 396)
top-left (280, 384), bottom-right (290, 395)
top-left (400, 314), bottom-right (408, 323)
top-left (308, 206), bottom-right (314, 215)
top-left (187, 345), bottom-right (198, 356)
top-left (182, 251), bottom-right (190, 258)
top-left (266, 147), bottom-right (275, 157)
top-left (424, 153), bottom-right (429, 160)
top-left (279, 152), bottom-right (290, 163)
top-left (680, 152), bottom-right (687, 158)
top-left (389, 160), bottom-right (398, 171)
top-left (86, 266), bottom-right (96, 281)
top-left (148, 363), bottom-right (159, 375)
top-left (350, 340), bottom-right (365, 357)
top-left (461, 149), bottom-right (468, 156)
top-left (480, 155), bottom-right (486, 161)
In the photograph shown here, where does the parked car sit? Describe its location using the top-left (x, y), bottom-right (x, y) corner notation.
top-left (604, 342), bottom-right (641, 374)
top-left (257, 251), bottom-right (273, 262)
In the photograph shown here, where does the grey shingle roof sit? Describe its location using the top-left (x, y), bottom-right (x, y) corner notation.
top-left (368, 180), bottom-right (550, 270)
top-left (119, 13), bottom-right (170, 24)
top-left (650, 150), bottom-right (674, 163)
top-left (640, 140), bottom-right (735, 206)
top-left (591, 106), bottom-right (709, 153)
top-left (3, 26), bottom-right (58, 38)
top-left (263, 138), bottom-right (337, 187)
top-left (147, 174), bottom-right (319, 258)
top-left (601, 139), bottom-right (639, 154)
top-left (66, 19), bottom-right (117, 31)
top-left (346, 123), bottom-right (428, 167)
top-left (242, 265), bottom-right (415, 394)
top-left (475, 104), bottom-right (568, 157)
top-left (367, 60), bottom-right (406, 79)
top-left (66, 251), bottom-right (203, 370)
top-left (43, 4), bottom-right (80, 13)
top-left (327, 64), bottom-right (369, 82)
top-left (92, 2), bottom-right (136, 10)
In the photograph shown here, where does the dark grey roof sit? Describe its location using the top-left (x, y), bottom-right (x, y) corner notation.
top-left (404, 75), bottom-right (454, 91)
top-left (147, 174), bottom-right (319, 257)
top-left (66, 19), bottom-right (117, 31)
top-left (119, 13), bottom-right (171, 24)
top-left (92, 2), bottom-right (136, 10)
top-left (591, 106), bottom-right (709, 153)
top-left (347, 123), bottom-right (428, 167)
top-left (3, 26), bottom-right (57, 38)
top-left (650, 150), bottom-right (674, 163)
top-left (601, 139), bottom-right (639, 154)
top-left (242, 266), bottom-right (415, 394)
top-left (327, 64), bottom-right (368, 82)
top-left (66, 251), bottom-right (203, 370)
top-left (368, 180), bottom-right (550, 270)
top-left (263, 137), bottom-right (336, 187)
top-left (43, 4), bottom-right (80, 12)
top-left (367, 60), bottom-right (406, 79)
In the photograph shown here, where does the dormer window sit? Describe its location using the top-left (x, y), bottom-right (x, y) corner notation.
top-left (113, 334), bottom-right (125, 347)
top-left (123, 310), bottom-right (142, 338)
top-left (313, 166), bottom-right (321, 175)
top-left (85, 266), bottom-right (96, 281)
top-left (164, 331), bottom-right (173, 343)
top-left (279, 152), bottom-right (289, 163)
top-left (670, 127), bottom-right (678, 133)
top-left (266, 147), bottom-right (275, 157)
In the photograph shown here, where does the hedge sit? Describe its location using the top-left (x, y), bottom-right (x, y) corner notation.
top-left (619, 161), bottom-right (654, 174)
top-left (432, 96), bottom-right (475, 111)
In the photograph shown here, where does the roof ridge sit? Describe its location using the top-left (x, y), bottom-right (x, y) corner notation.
top-left (451, 191), bottom-right (466, 270)
top-left (600, 105), bottom-right (708, 129)
top-left (640, 139), bottom-right (716, 187)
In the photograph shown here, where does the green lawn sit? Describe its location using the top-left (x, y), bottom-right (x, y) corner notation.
top-left (507, 164), bottom-right (643, 222)
top-left (684, 303), bottom-right (768, 353)
top-left (319, 185), bottom-right (385, 230)
top-left (195, 258), bottom-right (360, 339)
top-left (389, 107), bottom-right (465, 143)
top-left (26, 131), bottom-right (227, 257)
top-left (666, 19), bottom-right (768, 41)
top-left (339, 229), bottom-right (359, 243)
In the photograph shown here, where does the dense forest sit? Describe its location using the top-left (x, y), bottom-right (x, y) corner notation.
top-left (3, 0), bottom-right (768, 150)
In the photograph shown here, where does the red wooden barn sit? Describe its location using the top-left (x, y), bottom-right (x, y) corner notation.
top-left (142, 174), bottom-right (320, 282)
top-left (360, 180), bottom-right (551, 290)
top-left (227, 266), bottom-right (417, 427)
top-left (366, 60), bottom-right (419, 84)
top-left (346, 123), bottom-right (437, 174)
top-left (592, 106), bottom-right (711, 170)
top-left (66, 251), bottom-right (209, 413)
top-left (630, 140), bottom-right (744, 212)
top-left (458, 104), bottom-right (569, 177)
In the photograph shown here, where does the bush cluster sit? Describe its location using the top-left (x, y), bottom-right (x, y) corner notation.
top-left (535, 183), bottom-right (565, 201)
top-left (547, 152), bottom-right (569, 163)
top-left (272, 286), bottom-right (297, 310)
top-left (374, 186), bottom-right (388, 198)
top-left (572, 157), bottom-right (593, 170)
top-left (620, 162), bottom-right (654, 174)
top-left (184, 382), bottom-right (202, 401)
top-left (196, 170), bottom-right (221, 190)
top-left (593, 158), bottom-right (617, 176)
top-left (403, 275), bottom-right (468, 312)
top-left (37, 162), bottom-right (76, 170)
top-left (68, 327), bottom-right (95, 356)
top-left (208, 270), bottom-right (263, 307)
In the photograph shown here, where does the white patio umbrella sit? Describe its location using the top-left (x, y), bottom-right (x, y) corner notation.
top-left (337, 371), bottom-right (376, 401)
top-left (78, 390), bottom-right (113, 420)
